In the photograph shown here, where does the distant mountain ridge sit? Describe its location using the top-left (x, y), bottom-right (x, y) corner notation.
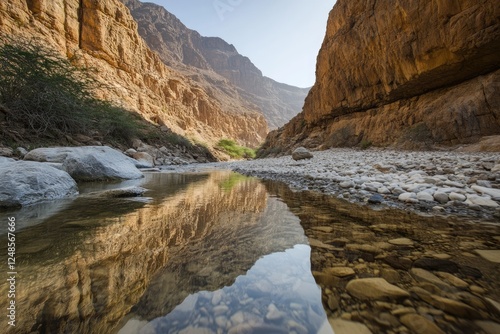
top-left (121, 0), bottom-right (309, 129)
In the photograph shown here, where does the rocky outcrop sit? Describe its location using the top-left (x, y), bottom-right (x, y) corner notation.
top-left (0, 160), bottom-right (78, 207)
top-left (121, 0), bottom-right (309, 129)
top-left (262, 0), bottom-right (500, 152)
top-left (24, 146), bottom-right (144, 181)
top-left (0, 0), bottom-right (267, 151)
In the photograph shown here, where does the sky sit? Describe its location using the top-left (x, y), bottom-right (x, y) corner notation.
top-left (148, 0), bottom-right (336, 88)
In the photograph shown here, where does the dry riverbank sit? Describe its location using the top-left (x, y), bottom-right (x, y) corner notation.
top-left (223, 148), bottom-right (500, 221)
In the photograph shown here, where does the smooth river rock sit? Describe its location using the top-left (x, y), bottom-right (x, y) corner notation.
top-left (24, 146), bottom-right (144, 181)
top-left (0, 161), bottom-right (78, 207)
top-left (292, 147), bottom-right (313, 161)
top-left (400, 314), bottom-right (445, 334)
top-left (346, 278), bottom-right (410, 301)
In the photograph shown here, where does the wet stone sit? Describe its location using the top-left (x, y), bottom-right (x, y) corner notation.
top-left (326, 267), bottom-right (356, 278)
top-left (474, 249), bottom-right (500, 263)
top-left (383, 255), bottom-right (413, 270)
top-left (388, 238), bottom-right (414, 246)
top-left (410, 268), bottom-right (453, 291)
top-left (400, 314), bottom-right (445, 334)
top-left (346, 278), bottom-right (410, 301)
top-left (329, 318), bottom-right (373, 334)
top-left (413, 258), bottom-right (459, 273)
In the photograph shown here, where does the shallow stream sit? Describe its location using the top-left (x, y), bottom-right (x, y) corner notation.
top-left (1, 170), bottom-right (499, 334)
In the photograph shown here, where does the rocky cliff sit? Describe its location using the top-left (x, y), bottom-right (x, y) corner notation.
top-left (121, 0), bottom-right (309, 129)
top-left (0, 0), bottom-right (268, 152)
top-left (262, 0), bottom-right (500, 153)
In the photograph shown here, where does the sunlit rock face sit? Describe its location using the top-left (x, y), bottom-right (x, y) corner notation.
top-left (0, 0), bottom-right (268, 149)
top-left (262, 0), bottom-right (500, 152)
top-left (121, 0), bottom-right (309, 130)
top-left (0, 172), bottom-right (305, 334)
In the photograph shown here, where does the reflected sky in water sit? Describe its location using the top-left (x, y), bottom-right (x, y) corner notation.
top-left (120, 244), bottom-right (331, 334)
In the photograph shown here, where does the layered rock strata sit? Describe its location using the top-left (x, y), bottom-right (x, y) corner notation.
top-left (262, 0), bottom-right (500, 152)
top-left (0, 0), bottom-right (268, 151)
top-left (121, 0), bottom-right (309, 129)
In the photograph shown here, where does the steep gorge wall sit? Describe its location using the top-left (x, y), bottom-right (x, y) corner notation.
top-left (0, 0), bottom-right (268, 149)
top-left (263, 0), bottom-right (500, 152)
top-left (121, 0), bottom-right (309, 129)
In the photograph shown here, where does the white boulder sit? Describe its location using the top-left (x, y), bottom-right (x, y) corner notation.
top-left (24, 146), bottom-right (143, 181)
top-left (0, 161), bottom-right (78, 207)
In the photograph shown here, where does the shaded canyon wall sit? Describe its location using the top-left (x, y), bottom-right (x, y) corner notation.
top-left (262, 0), bottom-right (500, 153)
top-left (0, 0), bottom-right (268, 149)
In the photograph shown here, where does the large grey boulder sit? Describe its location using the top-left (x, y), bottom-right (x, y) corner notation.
top-left (24, 146), bottom-right (143, 181)
top-left (0, 161), bottom-right (78, 207)
top-left (292, 147), bottom-right (313, 161)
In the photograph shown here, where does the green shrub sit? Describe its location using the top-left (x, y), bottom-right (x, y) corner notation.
top-left (217, 139), bottom-right (256, 159)
top-left (360, 139), bottom-right (372, 150)
top-left (0, 37), bottom-right (140, 143)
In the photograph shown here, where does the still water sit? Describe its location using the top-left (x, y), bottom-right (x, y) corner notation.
top-left (0, 171), bottom-right (332, 334)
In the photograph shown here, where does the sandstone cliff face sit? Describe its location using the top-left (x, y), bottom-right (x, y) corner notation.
top-left (121, 0), bottom-right (309, 129)
top-left (0, 0), bottom-right (268, 151)
top-left (262, 0), bottom-right (500, 152)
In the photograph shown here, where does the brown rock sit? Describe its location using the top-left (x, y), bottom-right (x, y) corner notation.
top-left (428, 295), bottom-right (482, 318)
top-left (400, 314), bottom-right (445, 334)
top-left (346, 278), bottom-right (410, 301)
top-left (0, 0), bottom-right (268, 158)
top-left (381, 268), bottom-right (400, 284)
top-left (292, 147), bottom-right (313, 161)
top-left (261, 0), bottom-right (500, 152)
top-left (325, 267), bottom-right (356, 278)
top-left (329, 318), bottom-right (373, 334)
top-left (475, 321), bottom-right (500, 334)
top-left (410, 268), bottom-right (452, 291)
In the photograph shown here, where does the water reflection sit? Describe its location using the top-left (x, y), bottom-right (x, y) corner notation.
top-left (119, 245), bottom-right (330, 334)
top-left (0, 171), bottom-right (328, 334)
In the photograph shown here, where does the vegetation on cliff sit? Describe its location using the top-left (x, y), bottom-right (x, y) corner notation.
top-left (0, 38), bottom-right (211, 158)
top-left (216, 139), bottom-right (256, 159)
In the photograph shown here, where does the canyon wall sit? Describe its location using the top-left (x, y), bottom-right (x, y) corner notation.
top-left (121, 0), bottom-right (309, 129)
top-left (0, 0), bottom-right (268, 150)
top-left (262, 0), bottom-right (500, 153)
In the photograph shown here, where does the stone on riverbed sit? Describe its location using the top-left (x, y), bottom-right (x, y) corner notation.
top-left (346, 278), bottom-right (410, 300)
top-left (400, 314), bottom-right (445, 334)
top-left (24, 146), bottom-right (143, 181)
top-left (85, 187), bottom-right (147, 198)
top-left (292, 147), bottom-right (313, 161)
top-left (0, 161), bottom-right (78, 207)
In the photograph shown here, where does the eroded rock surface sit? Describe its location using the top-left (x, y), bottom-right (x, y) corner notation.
top-left (0, 161), bottom-right (78, 206)
top-left (261, 0), bottom-right (500, 153)
top-left (0, 0), bottom-right (268, 151)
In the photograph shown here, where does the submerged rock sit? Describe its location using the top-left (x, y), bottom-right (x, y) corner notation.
top-left (346, 278), bottom-right (409, 301)
top-left (85, 187), bottom-right (147, 198)
top-left (24, 146), bottom-right (143, 181)
top-left (0, 161), bottom-right (78, 207)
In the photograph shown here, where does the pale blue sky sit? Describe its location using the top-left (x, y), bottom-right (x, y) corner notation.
top-left (148, 0), bottom-right (336, 88)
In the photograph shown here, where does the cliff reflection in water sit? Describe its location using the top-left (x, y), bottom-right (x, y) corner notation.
top-left (0, 171), bottom-right (319, 334)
